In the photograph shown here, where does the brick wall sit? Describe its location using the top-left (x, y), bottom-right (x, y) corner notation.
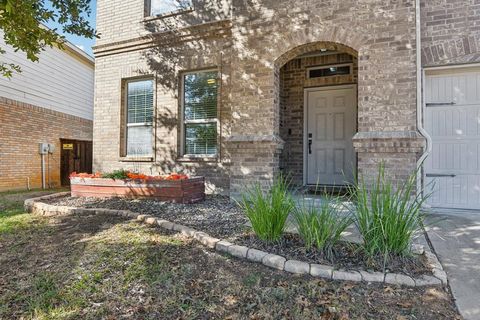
top-left (0, 97), bottom-right (93, 191)
top-left (421, 0), bottom-right (480, 67)
top-left (94, 0), bottom-right (426, 196)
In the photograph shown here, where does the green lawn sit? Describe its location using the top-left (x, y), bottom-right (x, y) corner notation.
top-left (0, 190), bottom-right (461, 319)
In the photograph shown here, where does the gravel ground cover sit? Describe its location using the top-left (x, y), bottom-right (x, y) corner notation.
top-left (48, 195), bottom-right (431, 276)
top-left (47, 195), bottom-right (248, 239)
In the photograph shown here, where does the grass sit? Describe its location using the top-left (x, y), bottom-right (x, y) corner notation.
top-left (0, 189), bottom-right (460, 319)
top-left (239, 175), bottom-right (295, 242)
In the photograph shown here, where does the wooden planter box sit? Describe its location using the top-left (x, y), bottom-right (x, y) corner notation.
top-left (70, 177), bottom-right (205, 204)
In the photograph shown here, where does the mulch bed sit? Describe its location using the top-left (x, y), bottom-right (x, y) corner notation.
top-left (235, 233), bottom-right (431, 277)
top-left (48, 195), bottom-right (430, 277)
top-left (46, 195), bottom-right (248, 238)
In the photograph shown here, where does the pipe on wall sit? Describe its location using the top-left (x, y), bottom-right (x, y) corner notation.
top-left (415, 0), bottom-right (433, 196)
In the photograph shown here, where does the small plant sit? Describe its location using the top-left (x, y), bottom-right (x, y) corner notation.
top-left (349, 164), bottom-right (428, 262)
top-left (239, 175), bottom-right (295, 242)
top-left (101, 169), bottom-right (130, 179)
top-left (293, 195), bottom-right (352, 258)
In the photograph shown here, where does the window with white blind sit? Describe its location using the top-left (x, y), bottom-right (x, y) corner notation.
top-left (125, 79), bottom-right (154, 157)
top-left (182, 70), bottom-right (218, 156)
top-left (149, 0), bottom-right (192, 16)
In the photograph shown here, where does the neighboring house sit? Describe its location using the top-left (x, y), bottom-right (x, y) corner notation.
top-left (0, 31), bottom-right (94, 191)
top-left (93, 0), bottom-right (480, 209)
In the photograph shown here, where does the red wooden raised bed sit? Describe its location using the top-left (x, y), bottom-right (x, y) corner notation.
top-left (70, 177), bottom-right (205, 204)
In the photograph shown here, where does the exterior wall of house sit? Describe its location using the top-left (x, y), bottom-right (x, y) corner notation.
top-left (0, 34), bottom-right (94, 191)
top-left (421, 0), bottom-right (480, 67)
top-left (94, 0), bottom-right (430, 197)
top-left (0, 98), bottom-right (93, 191)
top-left (280, 53), bottom-right (358, 185)
top-left (0, 33), bottom-right (94, 120)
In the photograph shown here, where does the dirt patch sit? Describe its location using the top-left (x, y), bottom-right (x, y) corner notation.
top-left (235, 233), bottom-right (430, 277)
top-left (47, 195), bottom-right (248, 238)
top-left (0, 212), bottom-right (461, 319)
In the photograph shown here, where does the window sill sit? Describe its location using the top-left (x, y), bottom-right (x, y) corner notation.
top-left (119, 156), bottom-right (154, 163)
top-left (143, 7), bottom-right (194, 22)
top-left (177, 156), bottom-right (218, 163)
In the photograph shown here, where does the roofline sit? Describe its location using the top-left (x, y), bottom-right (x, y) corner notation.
top-left (39, 23), bottom-right (95, 66)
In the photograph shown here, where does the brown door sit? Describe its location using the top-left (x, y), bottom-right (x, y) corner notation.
top-left (61, 139), bottom-right (93, 186)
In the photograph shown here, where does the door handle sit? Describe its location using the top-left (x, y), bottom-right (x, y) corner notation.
top-left (308, 139), bottom-right (312, 154)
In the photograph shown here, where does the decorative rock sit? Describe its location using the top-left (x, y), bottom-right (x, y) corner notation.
top-left (425, 251), bottom-right (443, 270)
top-left (126, 211), bottom-right (139, 219)
top-left (411, 244), bottom-right (425, 255)
top-left (196, 233), bottom-right (220, 249)
top-left (359, 270), bottom-right (385, 283)
top-left (262, 254), bottom-right (286, 271)
top-left (156, 219), bottom-right (174, 230)
top-left (137, 214), bottom-right (149, 221)
top-left (174, 225), bottom-right (196, 237)
top-left (415, 275), bottom-right (442, 286)
top-left (332, 270), bottom-right (362, 282)
top-left (246, 248), bottom-right (268, 263)
top-left (432, 268), bottom-right (448, 285)
top-left (310, 264), bottom-right (333, 279)
top-left (284, 260), bottom-right (310, 274)
top-left (228, 245), bottom-right (249, 258)
top-left (385, 273), bottom-right (416, 286)
top-left (215, 240), bottom-right (233, 253)
top-left (145, 217), bottom-right (157, 225)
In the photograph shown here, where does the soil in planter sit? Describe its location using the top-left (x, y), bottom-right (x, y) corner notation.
top-left (235, 233), bottom-right (431, 277)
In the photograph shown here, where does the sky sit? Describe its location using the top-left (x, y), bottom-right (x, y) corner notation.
top-left (45, 1), bottom-right (97, 57)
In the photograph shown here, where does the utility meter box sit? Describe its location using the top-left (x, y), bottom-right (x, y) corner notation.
top-left (48, 144), bottom-right (56, 154)
top-left (39, 143), bottom-right (49, 155)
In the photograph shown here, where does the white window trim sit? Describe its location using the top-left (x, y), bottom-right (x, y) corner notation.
top-left (179, 69), bottom-right (220, 158)
top-left (124, 78), bottom-right (155, 158)
top-left (306, 63), bottom-right (353, 79)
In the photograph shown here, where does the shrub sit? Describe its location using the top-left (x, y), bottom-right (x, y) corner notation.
top-left (101, 169), bottom-right (130, 179)
top-left (293, 195), bottom-right (352, 258)
top-left (239, 176), bottom-right (295, 242)
top-left (349, 164), bottom-right (428, 261)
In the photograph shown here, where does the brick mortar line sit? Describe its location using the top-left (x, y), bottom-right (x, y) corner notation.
top-left (25, 192), bottom-right (448, 288)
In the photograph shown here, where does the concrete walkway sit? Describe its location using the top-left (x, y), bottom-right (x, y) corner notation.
top-left (425, 210), bottom-right (480, 320)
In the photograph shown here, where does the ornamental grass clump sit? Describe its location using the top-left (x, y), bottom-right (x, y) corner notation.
top-left (293, 195), bottom-right (352, 259)
top-left (350, 164), bottom-right (428, 262)
top-left (239, 176), bottom-right (295, 242)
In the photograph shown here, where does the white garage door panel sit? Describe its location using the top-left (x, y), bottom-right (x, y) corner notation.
top-left (425, 70), bottom-right (480, 209)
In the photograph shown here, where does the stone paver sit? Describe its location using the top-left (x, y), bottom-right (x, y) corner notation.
top-left (310, 264), bottom-right (333, 279)
top-left (228, 245), bottom-right (249, 258)
top-left (332, 270), bottom-right (362, 282)
top-left (246, 249), bottom-right (268, 263)
top-left (262, 254), bottom-right (286, 271)
top-left (359, 270), bottom-right (385, 283)
top-left (284, 260), bottom-right (310, 274)
top-left (215, 240), bottom-right (233, 253)
top-left (385, 273), bottom-right (415, 287)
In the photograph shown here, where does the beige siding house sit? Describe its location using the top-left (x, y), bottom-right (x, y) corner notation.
top-left (0, 32), bottom-right (94, 191)
top-left (93, 0), bottom-right (480, 209)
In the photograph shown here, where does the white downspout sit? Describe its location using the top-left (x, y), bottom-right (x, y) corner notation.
top-left (415, 0), bottom-right (433, 196)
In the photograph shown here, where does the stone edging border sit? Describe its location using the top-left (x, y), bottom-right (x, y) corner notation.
top-left (25, 192), bottom-right (448, 288)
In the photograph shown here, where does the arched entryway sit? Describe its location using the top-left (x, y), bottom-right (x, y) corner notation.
top-left (276, 42), bottom-right (359, 187)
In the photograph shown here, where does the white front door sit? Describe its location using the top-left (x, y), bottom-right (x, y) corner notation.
top-left (305, 86), bottom-right (357, 186)
top-left (425, 68), bottom-right (480, 209)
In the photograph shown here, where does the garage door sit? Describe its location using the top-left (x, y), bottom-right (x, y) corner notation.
top-left (424, 68), bottom-right (480, 209)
